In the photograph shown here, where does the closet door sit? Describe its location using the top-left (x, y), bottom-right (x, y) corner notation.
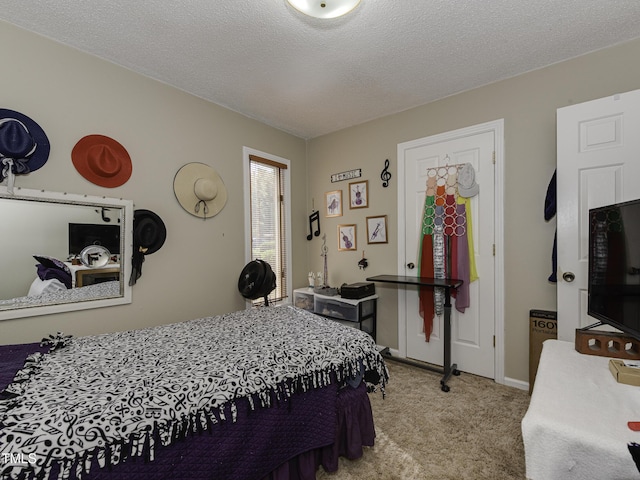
top-left (556, 89), bottom-right (640, 341)
top-left (399, 123), bottom-right (497, 379)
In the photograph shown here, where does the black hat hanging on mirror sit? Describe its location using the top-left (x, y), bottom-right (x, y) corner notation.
top-left (129, 209), bottom-right (167, 286)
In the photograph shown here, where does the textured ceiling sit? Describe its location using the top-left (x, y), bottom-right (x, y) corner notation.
top-left (2, 1), bottom-right (640, 139)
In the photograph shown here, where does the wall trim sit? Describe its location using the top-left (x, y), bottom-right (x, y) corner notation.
top-left (242, 147), bottom-right (293, 307)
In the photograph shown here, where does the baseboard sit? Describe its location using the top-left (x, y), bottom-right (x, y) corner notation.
top-left (503, 376), bottom-right (529, 391)
top-left (377, 345), bottom-right (530, 392)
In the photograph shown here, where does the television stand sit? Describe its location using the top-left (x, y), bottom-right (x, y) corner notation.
top-left (574, 322), bottom-right (640, 360)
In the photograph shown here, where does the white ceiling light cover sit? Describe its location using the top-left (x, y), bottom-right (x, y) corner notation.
top-left (287, 0), bottom-right (361, 19)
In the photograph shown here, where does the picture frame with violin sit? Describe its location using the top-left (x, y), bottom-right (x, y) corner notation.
top-left (349, 180), bottom-right (368, 209)
top-left (338, 224), bottom-right (357, 251)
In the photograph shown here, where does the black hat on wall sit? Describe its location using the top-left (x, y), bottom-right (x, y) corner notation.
top-left (129, 209), bottom-right (167, 286)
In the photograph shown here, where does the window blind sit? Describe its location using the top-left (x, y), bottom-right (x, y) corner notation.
top-left (249, 155), bottom-right (288, 304)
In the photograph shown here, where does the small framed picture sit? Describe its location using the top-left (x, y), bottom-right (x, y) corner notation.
top-left (338, 224), bottom-right (357, 251)
top-left (366, 215), bottom-right (388, 244)
top-left (325, 190), bottom-right (343, 217)
top-left (349, 180), bottom-right (368, 209)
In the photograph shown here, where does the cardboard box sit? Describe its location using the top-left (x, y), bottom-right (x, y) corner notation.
top-left (609, 359), bottom-right (640, 386)
top-left (529, 310), bottom-right (557, 394)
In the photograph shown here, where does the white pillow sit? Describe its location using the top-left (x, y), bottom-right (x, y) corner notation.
top-left (28, 278), bottom-right (67, 296)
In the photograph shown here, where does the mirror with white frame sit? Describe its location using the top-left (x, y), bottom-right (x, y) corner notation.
top-left (0, 187), bottom-right (133, 320)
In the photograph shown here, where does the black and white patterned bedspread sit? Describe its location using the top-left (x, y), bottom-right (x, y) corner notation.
top-left (0, 306), bottom-right (387, 480)
top-left (0, 281), bottom-right (120, 310)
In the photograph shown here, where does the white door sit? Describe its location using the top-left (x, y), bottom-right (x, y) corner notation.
top-left (557, 89), bottom-right (640, 341)
top-left (398, 123), bottom-right (497, 379)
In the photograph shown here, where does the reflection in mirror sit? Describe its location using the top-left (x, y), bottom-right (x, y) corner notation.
top-left (0, 187), bottom-right (133, 320)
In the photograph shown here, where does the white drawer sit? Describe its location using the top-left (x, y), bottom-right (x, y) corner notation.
top-left (293, 289), bottom-right (314, 311)
top-left (315, 296), bottom-right (358, 322)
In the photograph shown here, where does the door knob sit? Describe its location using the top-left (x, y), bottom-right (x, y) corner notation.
top-left (407, 262), bottom-right (415, 269)
top-left (563, 272), bottom-right (576, 282)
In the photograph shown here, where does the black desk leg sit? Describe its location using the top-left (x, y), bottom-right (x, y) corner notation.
top-left (440, 287), bottom-right (460, 392)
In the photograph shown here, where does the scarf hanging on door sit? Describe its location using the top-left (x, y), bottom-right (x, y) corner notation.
top-left (418, 175), bottom-right (436, 340)
top-left (418, 163), bottom-right (477, 341)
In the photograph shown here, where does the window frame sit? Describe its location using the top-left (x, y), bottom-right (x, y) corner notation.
top-left (242, 147), bottom-right (292, 307)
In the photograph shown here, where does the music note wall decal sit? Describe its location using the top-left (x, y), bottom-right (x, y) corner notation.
top-left (306, 210), bottom-right (320, 240)
top-left (381, 159), bottom-right (391, 187)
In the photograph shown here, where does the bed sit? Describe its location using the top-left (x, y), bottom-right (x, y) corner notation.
top-left (0, 305), bottom-right (388, 480)
top-left (0, 281), bottom-right (120, 310)
top-left (0, 255), bottom-right (120, 311)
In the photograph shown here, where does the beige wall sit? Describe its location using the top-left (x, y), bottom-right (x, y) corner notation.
top-left (306, 38), bottom-right (640, 384)
top-left (0, 21), bottom-right (307, 344)
top-left (3, 19), bottom-right (640, 385)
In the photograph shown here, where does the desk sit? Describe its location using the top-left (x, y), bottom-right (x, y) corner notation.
top-left (366, 274), bottom-right (463, 392)
top-left (66, 263), bottom-right (121, 287)
top-left (522, 340), bottom-right (640, 479)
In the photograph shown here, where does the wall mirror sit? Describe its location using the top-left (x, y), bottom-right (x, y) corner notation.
top-left (0, 187), bottom-right (133, 321)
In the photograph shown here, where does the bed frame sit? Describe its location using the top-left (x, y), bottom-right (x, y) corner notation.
top-left (0, 307), bottom-right (386, 480)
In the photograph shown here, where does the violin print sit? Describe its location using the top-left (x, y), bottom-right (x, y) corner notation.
top-left (338, 224), bottom-right (357, 251)
top-left (349, 180), bottom-right (368, 209)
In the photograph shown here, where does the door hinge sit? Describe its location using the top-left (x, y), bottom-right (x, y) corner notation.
top-left (493, 335), bottom-right (496, 348)
top-left (493, 244), bottom-right (496, 256)
top-left (492, 151), bottom-right (496, 164)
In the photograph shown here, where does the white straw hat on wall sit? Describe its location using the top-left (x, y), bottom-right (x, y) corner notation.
top-left (173, 162), bottom-right (228, 219)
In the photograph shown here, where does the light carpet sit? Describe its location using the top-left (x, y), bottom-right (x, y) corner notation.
top-left (317, 360), bottom-right (531, 479)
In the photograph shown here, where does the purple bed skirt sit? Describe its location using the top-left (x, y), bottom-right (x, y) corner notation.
top-left (0, 343), bottom-right (375, 480)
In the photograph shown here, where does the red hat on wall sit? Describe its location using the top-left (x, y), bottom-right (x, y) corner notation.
top-left (71, 134), bottom-right (132, 187)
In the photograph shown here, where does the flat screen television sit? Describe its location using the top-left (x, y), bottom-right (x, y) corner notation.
top-left (588, 198), bottom-right (640, 341)
top-left (68, 223), bottom-right (121, 256)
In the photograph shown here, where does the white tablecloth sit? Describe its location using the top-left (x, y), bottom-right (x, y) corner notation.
top-left (522, 340), bottom-right (640, 479)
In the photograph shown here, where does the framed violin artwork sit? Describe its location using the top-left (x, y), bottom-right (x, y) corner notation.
top-left (349, 180), bottom-right (368, 209)
top-left (337, 224), bottom-right (357, 251)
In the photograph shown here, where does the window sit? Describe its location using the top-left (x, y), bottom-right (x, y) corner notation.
top-left (244, 149), bottom-right (291, 306)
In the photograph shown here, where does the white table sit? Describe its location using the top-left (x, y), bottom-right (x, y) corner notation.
top-left (522, 340), bottom-right (640, 479)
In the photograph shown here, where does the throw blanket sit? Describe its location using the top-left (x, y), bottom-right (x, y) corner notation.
top-left (0, 306), bottom-right (388, 480)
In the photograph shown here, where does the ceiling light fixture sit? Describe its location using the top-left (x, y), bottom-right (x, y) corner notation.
top-left (286, 0), bottom-right (361, 19)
